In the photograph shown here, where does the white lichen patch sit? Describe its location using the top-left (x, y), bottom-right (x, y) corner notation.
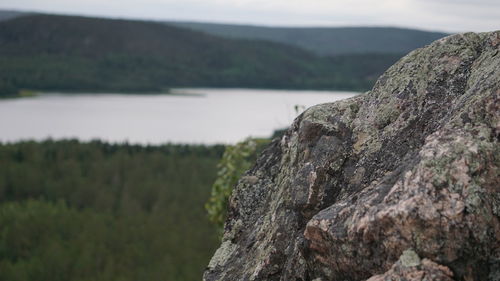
top-left (208, 240), bottom-right (238, 269)
top-left (399, 249), bottom-right (421, 267)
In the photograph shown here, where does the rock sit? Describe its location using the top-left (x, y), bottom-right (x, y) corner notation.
top-left (399, 249), bottom-right (421, 268)
top-left (204, 31), bottom-right (500, 281)
top-left (366, 251), bottom-right (455, 281)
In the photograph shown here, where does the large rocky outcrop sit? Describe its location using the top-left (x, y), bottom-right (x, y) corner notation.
top-left (204, 31), bottom-right (500, 281)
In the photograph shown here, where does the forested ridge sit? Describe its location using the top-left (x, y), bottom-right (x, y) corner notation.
top-left (0, 14), bottom-right (401, 97)
top-left (0, 10), bottom-right (448, 56)
top-left (167, 22), bottom-right (448, 56)
top-left (0, 140), bottom-right (225, 281)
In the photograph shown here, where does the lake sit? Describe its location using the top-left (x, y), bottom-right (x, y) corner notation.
top-left (0, 88), bottom-right (358, 145)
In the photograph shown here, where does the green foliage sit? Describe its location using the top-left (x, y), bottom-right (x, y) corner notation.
top-left (0, 140), bottom-right (225, 281)
top-left (205, 138), bottom-right (270, 232)
top-left (0, 14), bottom-right (402, 97)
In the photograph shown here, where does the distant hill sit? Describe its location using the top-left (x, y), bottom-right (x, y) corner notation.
top-left (0, 14), bottom-right (401, 96)
top-left (0, 10), bottom-right (26, 21)
top-left (166, 22), bottom-right (449, 56)
top-left (0, 10), bottom-right (448, 56)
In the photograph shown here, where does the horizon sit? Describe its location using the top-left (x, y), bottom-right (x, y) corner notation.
top-left (0, 0), bottom-right (499, 33)
top-left (1, 8), bottom-right (452, 34)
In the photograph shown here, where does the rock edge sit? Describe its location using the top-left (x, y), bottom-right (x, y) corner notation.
top-left (204, 31), bottom-right (500, 281)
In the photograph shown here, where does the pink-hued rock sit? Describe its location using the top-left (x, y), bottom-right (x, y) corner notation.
top-left (204, 31), bottom-right (500, 281)
top-left (367, 250), bottom-right (455, 281)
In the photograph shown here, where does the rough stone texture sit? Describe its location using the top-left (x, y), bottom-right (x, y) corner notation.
top-left (204, 31), bottom-right (500, 281)
top-left (366, 250), bottom-right (455, 281)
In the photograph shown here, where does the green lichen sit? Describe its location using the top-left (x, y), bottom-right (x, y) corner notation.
top-left (349, 102), bottom-right (360, 119)
top-left (375, 104), bottom-right (400, 129)
top-left (399, 249), bottom-right (421, 267)
top-left (465, 183), bottom-right (483, 212)
top-left (423, 156), bottom-right (454, 188)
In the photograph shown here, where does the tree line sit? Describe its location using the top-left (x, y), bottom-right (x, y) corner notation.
top-left (0, 140), bottom-right (225, 281)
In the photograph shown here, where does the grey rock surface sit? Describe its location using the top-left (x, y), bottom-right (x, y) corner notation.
top-left (204, 31), bottom-right (500, 281)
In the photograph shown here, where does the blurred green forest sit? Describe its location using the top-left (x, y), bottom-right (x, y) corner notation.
top-left (0, 14), bottom-right (401, 97)
top-left (0, 140), bottom-right (226, 281)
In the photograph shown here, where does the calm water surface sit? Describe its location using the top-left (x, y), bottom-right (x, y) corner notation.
top-left (0, 88), bottom-right (358, 144)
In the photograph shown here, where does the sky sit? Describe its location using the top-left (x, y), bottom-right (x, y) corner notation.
top-left (0, 0), bottom-right (499, 33)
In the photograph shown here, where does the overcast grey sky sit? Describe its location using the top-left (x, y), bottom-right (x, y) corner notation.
top-left (1, 0), bottom-right (499, 32)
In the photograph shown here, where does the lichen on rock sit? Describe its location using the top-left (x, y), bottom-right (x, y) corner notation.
top-left (204, 31), bottom-right (500, 281)
top-left (366, 251), bottom-right (455, 281)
